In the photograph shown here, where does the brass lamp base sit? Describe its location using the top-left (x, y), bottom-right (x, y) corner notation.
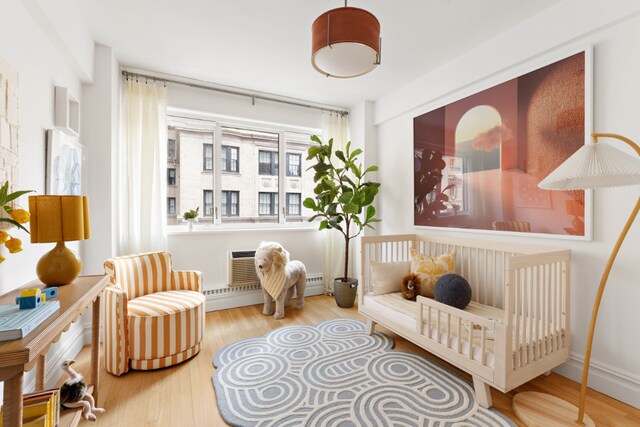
top-left (36, 241), bottom-right (82, 286)
top-left (513, 392), bottom-right (595, 427)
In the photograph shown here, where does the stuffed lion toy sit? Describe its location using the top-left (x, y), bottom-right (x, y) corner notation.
top-left (255, 242), bottom-right (306, 319)
top-left (401, 273), bottom-right (422, 301)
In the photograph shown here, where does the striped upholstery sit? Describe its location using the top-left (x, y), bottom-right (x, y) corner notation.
top-left (104, 252), bottom-right (173, 299)
top-left (103, 252), bottom-right (204, 376)
top-left (104, 286), bottom-right (129, 376)
top-left (128, 291), bottom-right (205, 362)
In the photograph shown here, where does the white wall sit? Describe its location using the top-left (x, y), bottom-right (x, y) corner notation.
top-left (372, 0), bottom-right (640, 407)
top-left (165, 84), bottom-right (326, 287)
top-left (82, 45), bottom-right (119, 275)
top-left (0, 0), bottom-right (83, 294)
top-left (0, 0), bottom-right (95, 397)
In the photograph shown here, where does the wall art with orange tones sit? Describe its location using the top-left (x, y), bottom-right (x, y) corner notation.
top-left (413, 49), bottom-right (591, 239)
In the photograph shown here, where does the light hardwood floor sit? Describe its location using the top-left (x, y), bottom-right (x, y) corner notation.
top-left (64, 296), bottom-right (640, 426)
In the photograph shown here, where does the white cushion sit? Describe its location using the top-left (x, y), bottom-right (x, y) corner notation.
top-left (371, 261), bottom-right (411, 295)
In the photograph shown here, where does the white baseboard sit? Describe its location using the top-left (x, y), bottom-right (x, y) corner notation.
top-left (554, 352), bottom-right (640, 409)
top-left (205, 274), bottom-right (326, 311)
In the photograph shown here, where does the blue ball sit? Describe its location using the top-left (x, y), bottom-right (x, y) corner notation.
top-left (434, 274), bottom-right (472, 309)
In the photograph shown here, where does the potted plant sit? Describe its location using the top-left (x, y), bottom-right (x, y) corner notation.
top-left (303, 136), bottom-right (380, 308)
top-left (182, 207), bottom-right (199, 231)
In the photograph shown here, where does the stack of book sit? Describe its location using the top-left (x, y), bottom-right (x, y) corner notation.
top-left (0, 388), bottom-right (60, 427)
top-left (0, 301), bottom-right (60, 341)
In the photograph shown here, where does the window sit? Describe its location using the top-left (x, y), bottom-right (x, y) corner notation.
top-left (221, 145), bottom-right (239, 172)
top-left (259, 192), bottom-right (278, 216)
top-left (165, 119), bottom-right (316, 227)
top-left (286, 153), bottom-right (301, 177)
top-left (286, 193), bottom-right (301, 216)
top-left (167, 197), bottom-right (176, 215)
top-left (259, 151), bottom-right (278, 175)
top-left (203, 190), bottom-right (213, 217)
top-left (221, 191), bottom-right (239, 216)
top-left (168, 138), bottom-right (176, 160)
top-left (167, 168), bottom-right (176, 186)
top-left (203, 143), bottom-right (213, 171)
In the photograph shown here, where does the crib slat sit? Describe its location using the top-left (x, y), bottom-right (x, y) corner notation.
top-left (481, 326), bottom-right (486, 366)
top-left (533, 265), bottom-right (539, 361)
top-left (446, 313), bottom-right (451, 347)
top-left (483, 249), bottom-right (488, 305)
top-left (475, 247), bottom-right (479, 302)
top-left (467, 247), bottom-right (471, 285)
top-left (514, 269), bottom-right (521, 369)
top-left (456, 318), bottom-right (462, 353)
top-left (557, 262), bottom-right (562, 351)
top-left (552, 262), bottom-right (557, 352)
top-left (527, 267), bottom-right (533, 365)
top-left (492, 250), bottom-right (497, 307)
top-left (436, 309), bottom-right (441, 343)
top-left (544, 263), bottom-right (550, 356)
top-left (426, 306), bottom-right (432, 339)
top-left (417, 301), bottom-right (423, 334)
top-left (502, 252), bottom-right (507, 309)
top-left (468, 321), bottom-right (474, 360)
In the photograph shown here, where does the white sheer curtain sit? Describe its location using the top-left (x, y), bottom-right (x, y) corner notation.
top-left (321, 112), bottom-right (350, 294)
top-left (116, 79), bottom-right (168, 255)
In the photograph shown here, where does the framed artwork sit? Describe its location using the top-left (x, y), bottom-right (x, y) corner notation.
top-left (46, 129), bottom-right (82, 195)
top-left (413, 48), bottom-right (592, 239)
top-left (0, 58), bottom-right (20, 231)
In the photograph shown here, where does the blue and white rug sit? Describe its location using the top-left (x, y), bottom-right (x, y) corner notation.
top-left (212, 319), bottom-right (515, 426)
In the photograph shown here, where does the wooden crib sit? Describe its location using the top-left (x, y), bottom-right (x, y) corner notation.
top-left (359, 234), bottom-right (571, 408)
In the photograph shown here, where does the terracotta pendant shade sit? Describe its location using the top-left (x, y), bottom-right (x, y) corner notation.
top-left (311, 6), bottom-right (381, 78)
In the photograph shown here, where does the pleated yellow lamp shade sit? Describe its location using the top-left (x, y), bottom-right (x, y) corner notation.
top-left (28, 195), bottom-right (91, 286)
top-left (538, 143), bottom-right (640, 190)
top-left (29, 196), bottom-right (91, 243)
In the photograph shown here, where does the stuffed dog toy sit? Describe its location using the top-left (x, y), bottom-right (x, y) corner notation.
top-left (255, 242), bottom-right (306, 319)
top-left (401, 273), bottom-right (422, 301)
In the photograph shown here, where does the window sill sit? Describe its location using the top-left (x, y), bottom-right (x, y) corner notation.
top-left (167, 223), bottom-right (320, 235)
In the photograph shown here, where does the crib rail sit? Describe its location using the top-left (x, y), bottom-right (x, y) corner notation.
top-left (416, 296), bottom-right (499, 375)
top-left (504, 251), bottom-right (571, 383)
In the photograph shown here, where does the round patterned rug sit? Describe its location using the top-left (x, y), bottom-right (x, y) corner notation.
top-left (212, 318), bottom-right (515, 426)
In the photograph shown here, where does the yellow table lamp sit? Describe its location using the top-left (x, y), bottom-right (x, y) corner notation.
top-left (28, 195), bottom-right (91, 286)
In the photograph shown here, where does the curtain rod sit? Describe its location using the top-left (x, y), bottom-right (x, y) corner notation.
top-left (121, 70), bottom-right (349, 116)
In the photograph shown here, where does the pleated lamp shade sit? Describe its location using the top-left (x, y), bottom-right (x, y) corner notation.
top-left (29, 195), bottom-right (91, 243)
top-left (538, 143), bottom-right (640, 190)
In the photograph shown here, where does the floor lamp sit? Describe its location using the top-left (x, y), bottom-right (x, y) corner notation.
top-left (512, 133), bottom-right (640, 426)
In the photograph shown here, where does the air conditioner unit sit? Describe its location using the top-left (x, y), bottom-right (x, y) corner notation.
top-left (228, 250), bottom-right (260, 287)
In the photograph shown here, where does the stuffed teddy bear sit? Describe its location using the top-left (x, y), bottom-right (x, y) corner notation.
top-left (401, 273), bottom-right (422, 301)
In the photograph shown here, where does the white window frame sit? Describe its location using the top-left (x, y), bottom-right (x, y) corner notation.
top-left (166, 108), bottom-right (320, 230)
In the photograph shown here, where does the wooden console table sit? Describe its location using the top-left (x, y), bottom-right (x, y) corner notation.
top-left (0, 275), bottom-right (108, 427)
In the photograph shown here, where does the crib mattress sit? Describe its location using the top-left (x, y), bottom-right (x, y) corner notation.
top-left (363, 292), bottom-right (565, 368)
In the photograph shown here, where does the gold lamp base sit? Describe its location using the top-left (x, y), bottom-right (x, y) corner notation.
top-left (513, 392), bottom-right (595, 427)
top-left (36, 241), bottom-right (82, 286)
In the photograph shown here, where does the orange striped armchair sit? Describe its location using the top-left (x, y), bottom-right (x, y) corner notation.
top-left (103, 252), bottom-right (205, 376)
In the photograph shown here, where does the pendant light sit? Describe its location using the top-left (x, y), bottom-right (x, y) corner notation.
top-left (311, 1), bottom-right (381, 78)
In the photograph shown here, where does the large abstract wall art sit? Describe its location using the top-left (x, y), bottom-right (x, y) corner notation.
top-left (413, 50), bottom-right (590, 238)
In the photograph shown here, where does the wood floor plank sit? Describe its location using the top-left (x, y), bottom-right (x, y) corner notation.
top-left (66, 295), bottom-right (639, 426)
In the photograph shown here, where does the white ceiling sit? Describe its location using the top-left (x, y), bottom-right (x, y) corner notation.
top-left (74, 0), bottom-right (561, 108)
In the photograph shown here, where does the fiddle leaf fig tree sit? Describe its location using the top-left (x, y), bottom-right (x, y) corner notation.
top-left (303, 135), bottom-right (381, 282)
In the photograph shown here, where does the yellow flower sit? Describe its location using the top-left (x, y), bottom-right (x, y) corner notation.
top-left (5, 237), bottom-right (22, 254)
top-left (0, 253), bottom-right (5, 263)
top-left (10, 209), bottom-right (30, 224)
top-left (0, 230), bottom-right (8, 244)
